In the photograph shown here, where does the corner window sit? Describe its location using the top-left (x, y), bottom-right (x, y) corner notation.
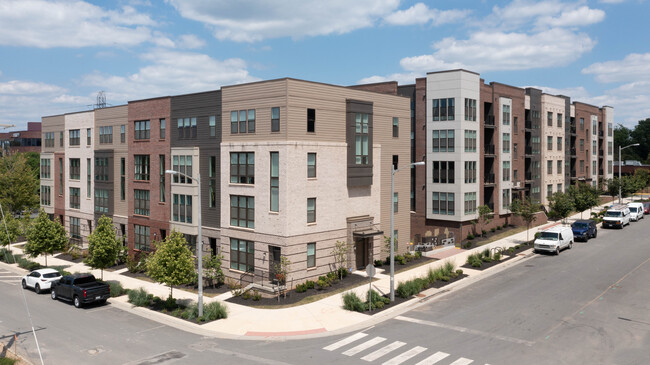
top-left (230, 152), bottom-right (254, 184)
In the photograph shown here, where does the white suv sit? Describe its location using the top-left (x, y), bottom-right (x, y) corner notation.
top-left (602, 205), bottom-right (631, 229)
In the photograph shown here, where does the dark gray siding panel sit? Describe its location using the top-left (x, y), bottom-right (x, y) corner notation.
top-left (346, 99), bottom-right (373, 187)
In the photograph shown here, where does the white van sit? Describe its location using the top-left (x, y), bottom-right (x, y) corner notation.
top-left (534, 226), bottom-right (574, 255)
top-left (602, 204), bottom-right (631, 228)
top-left (627, 202), bottom-right (644, 221)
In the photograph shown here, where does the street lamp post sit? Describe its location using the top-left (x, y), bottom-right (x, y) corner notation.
top-left (166, 169), bottom-right (203, 317)
top-left (618, 143), bottom-right (639, 204)
top-left (390, 161), bottom-right (425, 302)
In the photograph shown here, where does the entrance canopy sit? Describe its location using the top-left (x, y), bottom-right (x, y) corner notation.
top-left (353, 229), bottom-right (384, 239)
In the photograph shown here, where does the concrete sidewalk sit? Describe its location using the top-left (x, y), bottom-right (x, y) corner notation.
top-left (2, 201), bottom-right (616, 340)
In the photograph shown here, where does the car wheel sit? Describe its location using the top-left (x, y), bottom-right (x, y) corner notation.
top-left (555, 247), bottom-right (560, 255)
top-left (35, 284), bottom-right (41, 294)
top-left (73, 296), bottom-right (81, 308)
top-left (21, 279), bottom-right (27, 289)
top-left (51, 289), bottom-right (57, 300)
top-left (98, 299), bottom-right (107, 305)
top-left (568, 241), bottom-right (573, 249)
top-left (593, 230), bottom-right (597, 238)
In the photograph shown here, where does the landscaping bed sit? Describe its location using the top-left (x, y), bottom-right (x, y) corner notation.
top-left (462, 244), bottom-right (532, 271)
top-left (126, 287), bottom-right (227, 324)
top-left (121, 270), bottom-right (230, 297)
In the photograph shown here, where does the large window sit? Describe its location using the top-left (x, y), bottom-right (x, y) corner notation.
top-left (230, 238), bottom-right (254, 272)
top-left (58, 158), bottom-right (63, 194)
top-left (159, 155), bottom-right (165, 202)
top-left (70, 217), bottom-right (81, 241)
top-left (173, 194), bottom-right (192, 223)
top-left (44, 132), bottom-right (55, 147)
top-left (432, 161), bottom-right (455, 184)
top-left (464, 161), bottom-right (476, 183)
top-left (502, 189), bottom-right (510, 210)
top-left (503, 133), bottom-right (510, 153)
top-left (230, 110), bottom-right (255, 134)
top-left (502, 105), bottom-right (510, 125)
top-left (209, 156), bottom-right (217, 208)
top-left (547, 136), bottom-right (553, 150)
top-left (547, 160), bottom-right (553, 174)
top-left (432, 98), bottom-right (455, 121)
top-left (69, 187), bottom-right (80, 209)
top-left (177, 117), bottom-right (197, 139)
top-left (69, 158), bottom-right (80, 180)
top-left (159, 119), bottom-right (166, 139)
top-left (592, 140), bottom-right (597, 156)
top-left (40, 159), bottom-right (51, 179)
top-left (608, 141), bottom-right (613, 156)
top-left (464, 192), bottom-right (476, 215)
top-left (307, 153), bottom-right (316, 178)
top-left (307, 198), bottom-right (316, 223)
top-left (134, 155), bottom-right (150, 181)
top-left (464, 130), bottom-right (476, 152)
top-left (557, 113), bottom-right (563, 127)
top-left (134, 120), bottom-right (150, 140)
top-left (307, 243), bottom-right (316, 268)
top-left (120, 125), bottom-right (126, 143)
top-left (230, 195), bottom-right (254, 228)
top-left (557, 160), bottom-right (562, 175)
top-left (307, 108), bottom-right (315, 133)
top-left (432, 129), bottom-right (455, 152)
top-left (230, 152), bottom-right (254, 184)
top-left (557, 137), bottom-right (563, 151)
top-left (432, 192), bottom-right (454, 215)
top-left (99, 126), bottom-right (113, 144)
top-left (209, 116), bottom-right (216, 137)
top-left (270, 152), bottom-right (279, 212)
top-left (579, 118), bottom-right (584, 130)
top-left (134, 224), bottom-right (150, 251)
top-left (69, 129), bottom-right (80, 146)
top-left (134, 189), bottom-right (150, 216)
top-left (40, 186), bottom-right (51, 206)
top-left (172, 155), bottom-right (192, 183)
top-left (355, 113), bottom-right (369, 164)
top-left (272, 107), bottom-right (280, 132)
top-left (502, 161), bottom-right (510, 181)
top-left (95, 189), bottom-right (109, 214)
top-left (95, 157), bottom-right (109, 181)
top-left (392, 117), bottom-right (399, 137)
top-left (464, 98), bottom-right (477, 121)
top-left (59, 131), bottom-right (64, 147)
top-left (120, 158), bottom-right (125, 200)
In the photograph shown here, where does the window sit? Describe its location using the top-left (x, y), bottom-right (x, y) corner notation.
top-left (230, 111), bottom-right (238, 134)
top-left (502, 161), bottom-right (510, 181)
top-left (557, 113), bottom-right (563, 127)
top-left (95, 189), bottom-right (109, 214)
top-left (547, 136), bottom-right (553, 150)
top-left (40, 186), bottom-right (51, 206)
top-left (464, 161), bottom-right (477, 184)
top-left (547, 112), bottom-right (553, 127)
top-left (69, 187), bottom-right (80, 209)
top-left (592, 120), bottom-right (597, 135)
top-left (307, 108), bottom-right (315, 132)
top-left (159, 155), bottom-right (165, 202)
top-left (172, 155), bottom-right (193, 184)
top-left (134, 155), bottom-right (150, 181)
top-left (87, 128), bottom-right (91, 145)
top-left (120, 125), bottom-right (125, 143)
top-left (134, 189), bottom-right (150, 216)
top-left (95, 157), bottom-right (109, 181)
top-left (464, 192), bottom-right (477, 215)
top-left (230, 195), bottom-right (254, 228)
top-left (69, 158), bottom-right (80, 180)
top-left (557, 183), bottom-right (562, 192)
top-left (547, 184), bottom-right (553, 197)
top-left (160, 119), bottom-right (166, 139)
top-left (177, 117), bottom-right (197, 139)
top-left (69, 129), bottom-right (80, 146)
top-left (608, 160), bottom-right (613, 174)
top-left (392, 117), bottom-right (399, 137)
top-left (40, 159), bottom-right (51, 179)
top-left (58, 158), bottom-right (63, 194)
top-left (230, 238), bottom-right (254, 272)
top-left (432, 192), bottom-right (454, 215)
top-left (392, 155), bottom-right (398, 170)
top-left (307, 198), bottom-right (316, 223)
top-left (464, 130), bottom-right (477, 152)
top-left (230, 152), bottom-right (254, 184)
top-left (307, 153), bottom-right (316, 178)
top-left (209, 156), bottom-right (217, 208)
top-left (134, 120), bottom-right (150, 140)
top-left (99, 126), bottom-right (113, 144)
top-left (60, 131), bottom-right (64, 147)
top-left (134, 225), bottom-right (150, 251)
top-left (432, 161), bottom-right (455, 184)
top-left (592, 140), bottom-right (597, 155)
top-left (44, 132), bottom-right (55, 147)
top-left (580, 160), bottom-right (584, 173)
top-left (393, 193), bottom-right (398, 213)
top-left (593, 161), bottom-right (597, 175)
top-left (514, 143), bottom-right (518, 158)
top-left (608, 141), bottom-right (612, 156)
top-left (547, 160), bottom-right (553, 174)
top-left (503, 133), bottom-right (510, 153)
top-left (70, 217), bottom-right (81, 241)
top-left (557, 137), bottom-right (562, 151)
top-left (209, 116), bottom-right (216, 137)
top-left (271, 107), bottom-right (280, 132)
top-left (464, 98), bottom-right (477, 121)
top-left (87, 158), bottom-right (91, 198)
top-left (580, 139), bottom-right (584, 152)
top-left (270, 152), bottom-right (279, 212)
top-left (230, 110), bottom-right (255, 134)
top-left (502, 189), bottom-right (510, 210)
top-left (433, 129), bottom-right (455, 152)
top-left (514, 117), bottom-right (518, 132)
top-left (557, 160), bottom-right (562, 175)
top-left (307, 243), bottom-right (316, 268)
top-left (608, 123), bottom-right (613, 137)
top-left (579, 117), bottom-right (584, 130)
top-left (355, 113), bottom-right (369, 164)
top-left (120, 158), bottom-right (125, 200)
top-left (432, 98), bottom-right (455, 121)
top-left (172, 194), bottom-right (192, 223)
top-left (502, 105), bottom-right (510, 125)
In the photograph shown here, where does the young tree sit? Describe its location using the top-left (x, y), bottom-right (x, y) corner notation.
top-left (0, 153), bottom-right (40, 215)
top-left (606, 178), bottom-right (621, 200)
top-left (273, 256), bottom-right (292, 284)
top-left (146, 230), bottom-right (195, 299)
top-left (85, 215), bottom-right (120, 280)
top-left (0, 214), bottom-right (22, 247)
top-left (331, 240), bottom-right (351, 280)
top-left (547, 192), bottom-right (575, 224)
top-left (569, 183), bottom-right (600, 219)
top-left (474, 205), bottom-right (493, 237)
top-left (24, 210), bottom-right (67, 266)
top-left (203, 253), bottom-right (225, 288)
top-left (510, 197), bottom-right (540, 243)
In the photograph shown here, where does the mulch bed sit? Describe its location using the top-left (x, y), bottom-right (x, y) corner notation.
top-left (376, 255), bottom-right (438, 274)
top-left (461, 244), bottom-right (533, 271)
top-left (53, 253), bottom-right (84, 264)
top-left (120, 270), bottom-right (231, 296)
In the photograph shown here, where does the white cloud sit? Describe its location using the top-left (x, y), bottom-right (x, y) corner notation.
top-left (178, 34), bottom-right (205, 49)
top-left (0, 0), bottom-right (155, 48)
top-left (582, 53), bottom-right (650, 83)
top-left (383, 3), bottom-right (470, 26)
top-left (358, 72), bottom-right (424, 85)
top-left (537, 5), bottom-right (605, 27)
top-left (490, 1), bottom-right (605, 30)
top-left (168, 0), bottom-right (400, 42)
top-left (0, 80), bottom-right (65, 95)
top-left (598, 0), bottom-right (624, 3)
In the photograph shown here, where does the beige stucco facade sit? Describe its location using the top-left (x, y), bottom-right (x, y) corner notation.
top-left (541, 94), bottom-right (566, 206)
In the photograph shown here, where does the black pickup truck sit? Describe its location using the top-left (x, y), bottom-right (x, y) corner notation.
top-left (50, 273), bottom-right (111, 308)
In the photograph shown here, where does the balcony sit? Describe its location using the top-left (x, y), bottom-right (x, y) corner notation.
top-left (525, 120), bottom-right (532, 130)
top-left (484, 144), bottom-right (496, 156)
top-left (570, 148), bottom-right (576, 157)
top-left (487, 202), bottom-right (494, 212)
top-left (570, 123), bottom-right (576, 135)
top-left (525, 172), bottom-right (533, 181)
top-left (525, 146), bottom-right (533, 156)
top-left (599, 130), bottom-right (604, 138)
top-left (484, 115), bottom-right (495, 127)
top-left (484, 173), bottom-right (495, 185)
top-left (599, 169), bottom-right (604, 175)
top-left (570, 170), bottom-right (577, 178)
top-left (599, 149), bottom-right (604, 157)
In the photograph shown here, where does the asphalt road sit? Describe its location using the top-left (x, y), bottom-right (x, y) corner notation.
top-left (1, 218), bottom-right (649, 365)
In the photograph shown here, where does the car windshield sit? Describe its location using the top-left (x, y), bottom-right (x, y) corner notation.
top-left (629, 207), bottom-right (637, 212)
top-left (540, 232), bottom-right (559, 240)
top-left (573, 223), bottom-right (588, 229)
top-left (43, 273), bottom-right (61, 279)
top-left (605, 211), bottom-right (621, 217)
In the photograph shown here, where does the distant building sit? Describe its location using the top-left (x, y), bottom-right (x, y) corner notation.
top-left (0, 122), bottom-right (41, 156)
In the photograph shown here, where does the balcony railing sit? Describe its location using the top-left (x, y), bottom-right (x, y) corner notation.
top-left (484, 115), bottom-right (495, 126)
top-left (525, 172), bottom-right (532, 181)
top-left (599, 130), bottom-right (604, 137)
top-left (486, 202), bottom-right (494, 212)
top-left (599, 169), bottom-right (604, 175)
top-left (525, 120), bottom-right (532, 129)
top-left (570, 170), bottom-right (577, 178)
top-left (525, 146), bottom-right (533, 155)
top-left (484, 173), bottom-right (495, 184)
top-left (570, 148), bottom-right (576, 156)
top-left (570, 125), bottom-right (576, 135)
top-left (484, 144), bottom-right (495, 155)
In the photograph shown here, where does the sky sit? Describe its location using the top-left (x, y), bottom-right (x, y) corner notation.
top-left (1, 0), bottom-right (649, 131)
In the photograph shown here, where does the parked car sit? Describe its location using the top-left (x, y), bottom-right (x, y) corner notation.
top-left (50, 273), bottom-right (110, 308)
top-left (21, 268), bottom-right (62, 294)
top-left (627, 202), bottom-right (644, 221)
top-left (643, 202), bottom-right (650, 214)
top-left (534, 226), bottom-right (574, 255)
top-left (571, 219), bottom-right (598, 242)
top-left (602, 204), bottom-right (631, 229)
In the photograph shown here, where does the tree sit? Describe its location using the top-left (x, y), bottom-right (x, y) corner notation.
top-left (474, 205), bottom-right (493, 237)
top-left (22, 152), bottom-right (41, 180)
top-left (203, 253), bottom-right (225, 288)
top-left (614, 124), bottom-right (637, 161)
top-left (85, 215), bottom-right (120, 280)
top-left (568, 183), bottom-right (600, 219)
top-left (606, 178), bottom-right (622, 200)
top-left (0, 214), bottom-right (22, 247)
top-left (0, 153), bottom-right (40, 215)
top-left (331, 240), bottom-right (351, 279)
top-left (273, 256), bottom-right (292, 284)
top-left (634, 169), bottom-right (650, 190)
top-left (146, 230), bottom-right (195, 299)
top-left (24, 210), bottom-right (67, 266)
top-left (510, 197), bottom-right (540, 243)
top-left (547, 192), bottom-right (575, 224)
top-left (630, 118), bottom-right (650, 163)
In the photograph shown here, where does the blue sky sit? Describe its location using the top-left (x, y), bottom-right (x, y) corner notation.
top-left (1, 0), bottom-right (649, 131)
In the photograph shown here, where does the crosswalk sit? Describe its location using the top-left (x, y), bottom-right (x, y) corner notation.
top-left (0, 269), bottom-right (21, 285)
top-left (323, 331), bottom-right (489, 365)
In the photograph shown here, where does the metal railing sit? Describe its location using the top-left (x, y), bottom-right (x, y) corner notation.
top-left (484, 173), bottom-right (495, 184)
top-left (484, 144), bottom-right (495, 155)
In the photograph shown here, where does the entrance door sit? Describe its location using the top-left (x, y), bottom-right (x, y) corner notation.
top-left (269, 246), bottom-right (281, 281)
top-left (355, 238), bottom-right (371, 269)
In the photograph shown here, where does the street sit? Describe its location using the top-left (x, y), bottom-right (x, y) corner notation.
top-left (2, 218), bottom-right (650, 364)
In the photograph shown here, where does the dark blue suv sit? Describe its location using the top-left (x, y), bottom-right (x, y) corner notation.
top-left (571, 219), bottom-right (598, 242)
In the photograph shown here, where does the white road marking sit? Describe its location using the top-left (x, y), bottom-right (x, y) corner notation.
top-left (449, 358), bottom-right (474, 365)
top-left (342, 336), bottom-right (386, 356)
top-left (396, 315), bottom-right (535, 346)
top-left (382, 346), bottom-right (427, 365)
top-left (361, 341), bottom-right (406, 362)
top-left (414, 352), bottom-right (450, 365)
top-left (323, 332), bottom-right (368, 351)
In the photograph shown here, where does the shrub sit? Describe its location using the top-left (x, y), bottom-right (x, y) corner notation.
top-left (481, 230), bottom-right (487, 236)
top-left (481, 248), bottom-right (491, 258)
top-left (343, 292), bottom-right (366, 312)
top-left (467, 253), bottom-right (482, 268)
top-left (443, 261), bottom-right (455, 276)
top-left (366, 289), bottom-right (389, 310)
top-left (107, 280), bottom-right (127, 297)
top-left (374, 259), bottom-right (384, 267)
top-left (507, 247), bottom-right (515, 255)
top-left (534, 232), bottom-right (541, 240)
top-left (514, 245), bottom-right (521, 249)
top-left (241, 291), bottom-right (252, 300)
top-left (316, 279), bottom-right (329, 290)
top-left (51, 265), bottom-right (72, 276)
top-left (490, 228), bottom-right (496, 233)
top-left (296, 283), bottom-right (307, 293)
top-left (337, 267), bottom-right (348, 278)
top-left (463, 242), bottom-right (473, 249)
top-left (404, 252), bottom-right (413, 262)
top-left (305, 280), bottom-right (316, 289)
top-left (440, 276), bottom-right (450, 282)
top-left (396, 278), bottom-right (428, 298)
top-left (252, 290), bottom-right (261, 301)
top-left (467, 234), bottom-right (475, 240)
top-left (414, 251), bottom-right (422, 259)
top-left (494, 252), bottom-right (501, 261)
top-left (180, 303), bottom-right (199, 320)
top-left (128, 287), bottom-right (152, 307)
top-left (497, 225), bottom-right (502, 230)
top-left (202, 301), bottom-right (228, 320)
top-left (455, 269), bottom-right (463, 275)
